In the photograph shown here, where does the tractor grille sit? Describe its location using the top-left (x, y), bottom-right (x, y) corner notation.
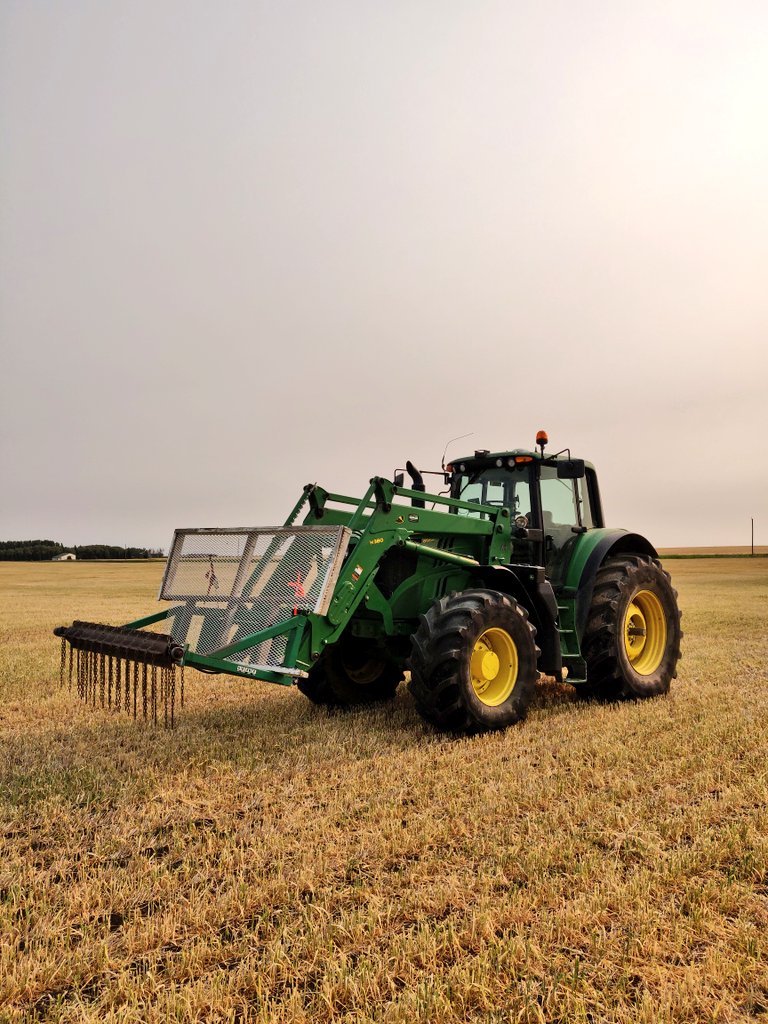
top-left (159, 526), bottom-right (350, 673)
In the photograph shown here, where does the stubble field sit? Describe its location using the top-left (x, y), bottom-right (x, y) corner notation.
top-left (1, 557), bottom-right (767, 1023)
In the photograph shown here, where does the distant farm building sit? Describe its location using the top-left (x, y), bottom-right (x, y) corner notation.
top-left (52, 552), bottom-right (76, 561)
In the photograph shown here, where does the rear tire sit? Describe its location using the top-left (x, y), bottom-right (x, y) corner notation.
top-left (409, 589), bottom-right (539, 734)
top-left (581, 555), bottom-right (682, 701)
top-left (297, 636), bottom-right (403, 707)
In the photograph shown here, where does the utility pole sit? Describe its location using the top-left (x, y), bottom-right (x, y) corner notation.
top-left (751, 517), bottom-right (754, 557)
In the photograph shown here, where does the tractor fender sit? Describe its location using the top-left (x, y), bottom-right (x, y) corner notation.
top-left (472, 565), bottom-right (561, 677)
top-left (567, 530), bottom-right (658, 641)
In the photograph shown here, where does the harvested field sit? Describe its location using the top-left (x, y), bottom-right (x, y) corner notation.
top-left (658, 546), bottom-right (768, 558)
top-left (1, 558), bottom-right (767, 1023)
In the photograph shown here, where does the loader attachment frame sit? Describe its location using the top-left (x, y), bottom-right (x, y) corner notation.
top-left (137, 523), bottom-right (352, 682)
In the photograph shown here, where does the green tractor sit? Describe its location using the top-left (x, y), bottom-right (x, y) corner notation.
top-left (55, 432), bottom-right (682, 733)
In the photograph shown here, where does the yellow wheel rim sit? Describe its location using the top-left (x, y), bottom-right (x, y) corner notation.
top-left (624, 589), bottom-right (667, 675)
top-left (470, 627), bottom-right (518, 706)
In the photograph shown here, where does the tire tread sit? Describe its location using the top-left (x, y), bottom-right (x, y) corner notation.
top-left (409, 589), bottom-right (540, 733)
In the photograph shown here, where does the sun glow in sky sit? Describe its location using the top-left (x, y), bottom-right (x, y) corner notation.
top-left (1, 1), bottom-right (766, 549)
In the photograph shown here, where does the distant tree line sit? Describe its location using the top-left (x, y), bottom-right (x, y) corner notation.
top-left (0, 540), bottom-right (164, 561)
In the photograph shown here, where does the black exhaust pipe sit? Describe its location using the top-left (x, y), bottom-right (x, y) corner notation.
top-left (406, 460), bottom-right (425, 509)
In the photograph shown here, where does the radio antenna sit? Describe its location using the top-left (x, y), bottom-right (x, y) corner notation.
top-left (441, 432), bottom-right (474, 471)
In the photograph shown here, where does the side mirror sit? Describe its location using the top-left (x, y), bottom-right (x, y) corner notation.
top-left (393, 472), bottom-right (404, 487)
top-left (557, 459), bottom-right (585, 480)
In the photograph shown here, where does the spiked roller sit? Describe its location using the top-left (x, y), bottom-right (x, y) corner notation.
top-left (55, 622), bottom-right (184, 727)
top-left (54, 621), bottom-right (185, 666)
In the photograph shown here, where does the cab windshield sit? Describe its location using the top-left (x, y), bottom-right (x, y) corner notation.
top-left (452, 467), bottom-right (532, 520)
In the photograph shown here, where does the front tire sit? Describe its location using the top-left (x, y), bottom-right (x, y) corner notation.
top-left (581, 555), bottom-right (682, 700)
top-left (409, 589), bottom-right (539, 734)
top-left (297, 636), bottom-right (403, 707)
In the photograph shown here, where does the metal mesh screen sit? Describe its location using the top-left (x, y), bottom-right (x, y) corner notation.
top-left (159, 526), bottom-right (350, 673)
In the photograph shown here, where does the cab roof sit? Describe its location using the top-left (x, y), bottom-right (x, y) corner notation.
top-left (450, 449), bottom-right (596, 471)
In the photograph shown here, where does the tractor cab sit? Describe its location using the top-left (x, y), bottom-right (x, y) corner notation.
top-left (448, 435), bottom-right (603, 582)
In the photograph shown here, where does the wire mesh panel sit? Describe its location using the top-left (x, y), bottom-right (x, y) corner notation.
top-left (159, 526), bottom-right (350, 673)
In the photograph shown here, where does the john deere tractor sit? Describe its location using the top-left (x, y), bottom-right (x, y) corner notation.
top-left (55, 432), bottom-right (682, 733)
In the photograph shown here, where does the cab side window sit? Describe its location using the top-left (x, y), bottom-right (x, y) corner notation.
top-left (539, 468), bottom-right (580, 530)
top-left (578, 476), bottom-right (595, 528)
top-left (539, 466), bottom-right (581, 581)
top-left (539, 467), bottom-right (594, 531)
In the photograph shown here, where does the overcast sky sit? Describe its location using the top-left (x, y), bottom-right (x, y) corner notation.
top-left (1, 0), bottom-right (766, 550)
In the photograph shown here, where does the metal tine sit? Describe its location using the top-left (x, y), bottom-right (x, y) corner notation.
top-left (59, 641), bottom-right (181, 728)
top-left (171, 665), bottom-right (176, 728)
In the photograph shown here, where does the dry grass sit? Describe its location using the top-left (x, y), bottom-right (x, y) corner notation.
top-left (1, 558), bottom-right (767, 1023)
top-left (658, 547), bottom-right (768, 558)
